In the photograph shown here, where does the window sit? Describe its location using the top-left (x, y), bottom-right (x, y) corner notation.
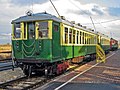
top-left (28, 22), bottom-right (35, 39)
top-left (82, 32), bottom-right (84, 44)
top-left (38, 22), bottom-right (48, 38)
top-left (14, 23), bottom-right (21, 38)
top-left (87, 34), bottom-right (89, 44)
top-left (80, 32), bottom-right (82, 44)
top-left (54, 24), bottom-right (59, 32)
top-left (77, 31), bottom-right (79, 44)
top-left (85, 33), bottom-right (86, 44)
top-left (94, 36), bottom-right (96, 44)
top-left (92, 36), bottom-right (94, 44)
top-left (65, 27), bottom-right (68, 44)
top-left (69, 29), bottom-right (72, 44)
top-left (73, 30), bottom-right (76, 44)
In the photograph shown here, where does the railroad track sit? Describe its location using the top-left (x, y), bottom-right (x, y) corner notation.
top-left (0, 75), bottom-right (47, 90)
top-left (0, 60), bottom-right (91, 90)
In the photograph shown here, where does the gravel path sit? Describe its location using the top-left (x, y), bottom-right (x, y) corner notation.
top-left (0, 68), bottom-right (25, 84)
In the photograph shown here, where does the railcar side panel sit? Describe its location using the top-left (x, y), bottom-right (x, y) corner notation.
top-left (62, 46), bottom-right (73, 59)
top-left (86, 45), bottom-right (96, 54)
top-left (73, 46), bottom-right (86, 57)
top-left (12, 40), bottom-right (22, 59)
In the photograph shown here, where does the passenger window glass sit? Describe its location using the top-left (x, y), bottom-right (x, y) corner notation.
top-left (54, 24), bottom-right (59, 32)
top-left (65, 27), bottom-right (68, 44)
top-left (69, 29), bottom-right (72, 44)
top-left (28, 22), bottom-right (35, 39)
top-left (80, 32), bottom-right (82, 44)
top-left (85, 33), bottom-right (86, 44)
top-left (38, 22), bottom-right (48, 38)
top-left (14, 23), bottom-right (21, 38)
top-left (24, 23), bottom-right (26, 39)
top-left (77, 31), bottom-right (79, 44)
top-left (82, 32), bottom-right (84, 44)
top-left (73, 30), bottom-right (76, 44)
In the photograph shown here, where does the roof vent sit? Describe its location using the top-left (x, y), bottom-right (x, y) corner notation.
top-left (88, 28), bottom-right (92, 30)
top-left (26, 10), bottom-right (33, 16)
top-left (44, 11), bottom-right (47, 14)
top-left (83, 26), bottom-right (86, 29)
top-left (71, 21), bottom-right (75, 24)
top-left (77, 23), bottom-right (81, 26)
top-left (61, 16), bottom-right (65, 20)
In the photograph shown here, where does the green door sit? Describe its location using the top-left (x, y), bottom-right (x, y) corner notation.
top-left (22, 22), bottom-right (36, 58)
top-left (52, 22), bottom-right (61, 61)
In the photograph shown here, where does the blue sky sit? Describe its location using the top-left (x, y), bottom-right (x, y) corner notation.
top-left (109, 7), bottom-right (120, 16)
top-left (0, 0), bottom-right (120, 44)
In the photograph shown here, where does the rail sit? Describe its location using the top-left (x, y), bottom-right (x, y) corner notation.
top-left (96, 44), bottom-right (106, 63)
top-left (0, 59), bottom-right (91, 90)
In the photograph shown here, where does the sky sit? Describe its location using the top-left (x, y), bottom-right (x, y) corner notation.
top-left (0, 0), bottom-right (120, 44)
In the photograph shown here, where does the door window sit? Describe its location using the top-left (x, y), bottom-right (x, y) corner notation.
top-left (28, 22), bottom-right (35, 39)
top-left (14, 23), bottom-right (21, 38)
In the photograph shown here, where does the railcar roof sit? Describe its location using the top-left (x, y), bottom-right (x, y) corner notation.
top-left (11, 12), bottom-right (97, 35)
top-left (11, 12), bottom-right (62, 23)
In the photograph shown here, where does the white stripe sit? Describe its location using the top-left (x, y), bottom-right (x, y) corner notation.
top-left (54, 52), bottom-right (115, 90)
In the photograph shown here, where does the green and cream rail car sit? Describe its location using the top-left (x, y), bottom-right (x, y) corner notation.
top-left (97, 32), bottom-right (110, 53)
top-left (11, 12), bottom-right (110, 76)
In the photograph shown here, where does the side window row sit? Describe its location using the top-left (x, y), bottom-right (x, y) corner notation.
top-left (64, 27), bottom-right (96, 45)
top-left (101, 38), bottom-right (109, 45)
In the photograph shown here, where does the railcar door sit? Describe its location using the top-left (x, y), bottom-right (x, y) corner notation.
top-left (52, 22), bottom-right (61, 60)
top-left (27, 22), bottom-right (35, 39)
top-left (22, 22), bottom-right (36, 58)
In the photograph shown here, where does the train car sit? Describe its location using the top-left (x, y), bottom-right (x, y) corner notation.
top-left (97, 32), bottom-right (110, 54)
top-left (11, 12), bottom-right (109, 76)
top-left (110, 38), bottom-right (118, 51)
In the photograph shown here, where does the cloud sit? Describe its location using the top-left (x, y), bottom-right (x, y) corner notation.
top-left (0, 0), bottom-right (120, 42)
top-left (0, 33), bottom-right (11, 36)
top-left (10, 0), bottom-right (49, 6)
top-left (66, 0), bottom-right (107, 16)
top-left (75, 0), bottom-right (120, 8)
top-left (92, 5), bottom-right (104, 15)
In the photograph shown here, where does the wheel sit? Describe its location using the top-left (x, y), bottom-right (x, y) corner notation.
top-left (23, 65), bottom-right (32, 77)
top-left (23, 69), bottom-right (29, 76)
top-left (45, 68), bottom-right (48, 76)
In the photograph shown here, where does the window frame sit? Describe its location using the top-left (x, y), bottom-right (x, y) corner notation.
top-left (12, 22), bottom-right (22, 40)
top-left (36, 20), bottom-right (52, 39)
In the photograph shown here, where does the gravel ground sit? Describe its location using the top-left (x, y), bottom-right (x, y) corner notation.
top-left (0, 68), bottom-right (25, 84)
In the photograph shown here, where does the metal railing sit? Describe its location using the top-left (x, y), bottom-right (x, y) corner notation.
top-left (96, 44), bottom-right (106, 63)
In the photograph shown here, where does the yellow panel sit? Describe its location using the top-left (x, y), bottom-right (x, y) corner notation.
top-left (21, 22), bottom-right (24, 39)
top-left (35, 22), bottom-right (39, 39)
top-left (60, 23), bottom-right (64, 45)
top-left (48, 21), bottom-right (52, 39)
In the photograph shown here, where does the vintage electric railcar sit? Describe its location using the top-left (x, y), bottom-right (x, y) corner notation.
top-left (11, 12), bottom-right (110, 76)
